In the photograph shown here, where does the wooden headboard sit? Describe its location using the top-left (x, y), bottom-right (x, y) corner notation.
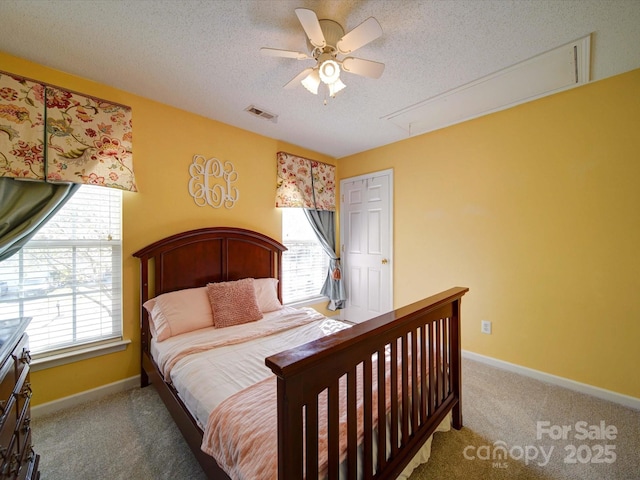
top-left (133, 227), bottom-right (287, 360)
top-left (133, 227), bottom-right (286, 299)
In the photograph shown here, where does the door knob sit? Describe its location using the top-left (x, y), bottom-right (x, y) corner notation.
top-left (381, 258), bottom-right (388, 264)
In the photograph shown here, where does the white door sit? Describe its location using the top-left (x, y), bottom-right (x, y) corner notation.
top-left (339, 169), bottom-right (393, 323)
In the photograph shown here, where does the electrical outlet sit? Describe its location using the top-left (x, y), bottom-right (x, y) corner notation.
top-left (481, 320), bottom-right (492, 334)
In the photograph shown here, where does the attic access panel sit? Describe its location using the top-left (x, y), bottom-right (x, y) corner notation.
top-left (383, 35), bottom-right (591, 136)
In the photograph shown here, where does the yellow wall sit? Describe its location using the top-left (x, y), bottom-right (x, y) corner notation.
top-left (0, 51), bottom-right (335, 405)
top-left (4, 49), bottom-right (639, 404)
top-left (338, 68), bottom-right (640, 399)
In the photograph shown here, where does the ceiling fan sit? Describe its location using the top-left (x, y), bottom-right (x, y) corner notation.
top-left (261, 8), bottom-right (384, 99)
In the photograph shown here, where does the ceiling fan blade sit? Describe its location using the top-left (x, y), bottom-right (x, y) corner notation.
top-left (337, 17), bottom-right (382, 54)
top-left (341, 57), bottom-right (385, 79)
top-left (284, 67), bottom-right (314, 89)
top-left (295, 8), bottom-right (326, 48)
top-left (260, 47), bottom-right (310, 60)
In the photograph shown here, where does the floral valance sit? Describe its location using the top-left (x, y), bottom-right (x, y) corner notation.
top-left (275, 151), bottom-right (336, 211)
top-left (0, 70), bottom-right (136, 192)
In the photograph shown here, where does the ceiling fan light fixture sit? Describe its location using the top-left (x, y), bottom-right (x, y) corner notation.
top-left (328, 78), bottom-right (346, 97)
top-left (264, 8), bottom-right (384, 101)
top-left (301, 69), bottom-right (321, 94)
top-left (318, 59), bottom-right (341, 84)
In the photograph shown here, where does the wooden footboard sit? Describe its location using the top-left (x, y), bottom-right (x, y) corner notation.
top-left (266, 287), bottom-right (468, 479)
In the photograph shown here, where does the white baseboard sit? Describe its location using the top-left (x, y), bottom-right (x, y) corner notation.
top-left (31, 375), bottom-right (140, 419)
top-left (462, 350), bottom-right (640, 411)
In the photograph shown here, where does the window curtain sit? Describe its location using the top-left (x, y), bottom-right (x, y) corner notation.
top-left (275, 151), bottom-right (335, 210)
top-left (0, 178), bottom-right (79, 262)
top-left (303, 209), bottom-right (346, 310)
top-left (0, 70), bottom-right (134, 261)
top-left (0, 70), bottom-right (137, 191)
top-left (276, 151), bottom-right (346, 310)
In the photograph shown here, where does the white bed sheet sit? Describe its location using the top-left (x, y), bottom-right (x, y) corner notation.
top-left (151, 306), bottom-right (349, 429)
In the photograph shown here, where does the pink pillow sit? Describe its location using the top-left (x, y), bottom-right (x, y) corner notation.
top-left (253, 278), bottom-right (283, 313)
top-left (207, 278), bottom-right (263, 328)
top-left (143, 287), bottom-right (214, 341)
top-left (142, 298), bottom-right (159, 338)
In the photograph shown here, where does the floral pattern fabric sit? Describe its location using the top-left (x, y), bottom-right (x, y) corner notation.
top-left (275, 151), bottom-right (336, 211)
top-left (0, 73), bottom-right (45, 180)
top-left (0, 71), bottom-right (136, 192)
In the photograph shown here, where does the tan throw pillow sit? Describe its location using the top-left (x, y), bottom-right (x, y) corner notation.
top-left (253, 278), bottom-right (283, 313)
top-left (207, 278), bottom-right (263, 328)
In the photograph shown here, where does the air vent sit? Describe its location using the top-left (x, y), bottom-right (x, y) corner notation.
top-left (245, 105), bottom-right (278, 123)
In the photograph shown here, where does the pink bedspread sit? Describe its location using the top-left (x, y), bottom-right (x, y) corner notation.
top-left (201, 354), bottom-right (397, 479)
top-left (201, 376), bottom-right (279, 479)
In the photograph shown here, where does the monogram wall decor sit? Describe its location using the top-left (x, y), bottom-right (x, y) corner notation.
top-left (188, 154), bottom-right (239, 209)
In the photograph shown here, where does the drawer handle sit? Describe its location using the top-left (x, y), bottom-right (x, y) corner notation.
top-left (22, 417), bottom-right (31, 434)
top-left (9, 452), bottom-right (20, 474)
top-left (22, 383), bottom-right (32, 399)
top-left (21, 349), bottom-right (31, 364)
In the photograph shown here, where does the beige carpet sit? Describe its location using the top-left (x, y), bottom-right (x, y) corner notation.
top-left (412, 359), bottom-right (639, 480)
top-left (32, 358), bottom-right (639, 479)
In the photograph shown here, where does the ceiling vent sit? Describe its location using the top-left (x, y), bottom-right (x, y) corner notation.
top-left (245, 105), bottom-right (278, 123)
top-left (383, 35), bottom-right (591, 136)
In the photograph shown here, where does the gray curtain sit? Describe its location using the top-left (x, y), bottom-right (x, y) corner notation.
top-left (303, 209), bottom-right (346, 311)
top-left (0, 178), bottom-right (80, 262)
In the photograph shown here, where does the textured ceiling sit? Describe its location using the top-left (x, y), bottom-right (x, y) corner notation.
top-left (1, 0), bottom-right (639, 158)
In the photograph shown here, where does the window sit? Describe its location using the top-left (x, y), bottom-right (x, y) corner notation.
top-left (281, 209), bottom-right (329, 304)
top-left (0, 185), bottom-right (122, 358)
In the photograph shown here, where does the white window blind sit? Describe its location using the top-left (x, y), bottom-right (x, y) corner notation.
top-left (281, 208), bottom-right (329, 304)
top-left (0, 185), bottom-right (122, 357)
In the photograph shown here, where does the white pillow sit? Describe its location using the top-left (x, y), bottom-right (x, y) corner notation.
top-left (253, 278), bottom-right (283, 313)
top-left (143, 287), bottom-right (214, 341)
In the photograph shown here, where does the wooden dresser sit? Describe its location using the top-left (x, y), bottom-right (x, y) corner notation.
top-left (0, 318), bottom-right (39, 480)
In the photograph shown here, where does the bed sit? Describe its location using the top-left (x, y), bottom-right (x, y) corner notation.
top-left (133, 227), bottom-right (468, 479)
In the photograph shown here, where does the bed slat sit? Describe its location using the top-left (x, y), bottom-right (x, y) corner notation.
top-left (328, 381), bottom-right (339, 479)
top-left (363, 357), bottom-right (373, 479)
top-left (347, 367), bottom-right (357, 479)
top-left (376, 345), bottom-right (387, 473)
top-left (411, 328), bottom-right (419, 433)
top-left (420, 325), bottom-right (428, 423)
top-left (306, 399), bottom-right (319, 480)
